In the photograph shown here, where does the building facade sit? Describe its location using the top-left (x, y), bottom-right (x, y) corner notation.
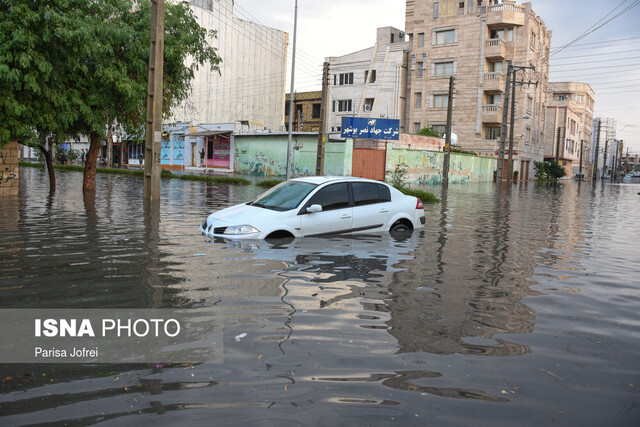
top-left (284, 91), bottom-right (323, 132)
top-left (170, 0), bottom-right (289, 132)
top-left (404, 0), bottom-right (551, 179)
top-left (544, 82), bottom-right (595, 177)
top-left (325, 27), bottom-right (408, 133)
top-left (591, 117), bottom-right (617, 179)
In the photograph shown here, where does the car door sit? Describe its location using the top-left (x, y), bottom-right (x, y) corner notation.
top-left (351, 182), bottom-right (392, 232)
top-left (299, 182), bottom-right (352, 237)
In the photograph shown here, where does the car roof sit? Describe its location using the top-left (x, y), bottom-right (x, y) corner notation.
top-left (290, 176), bottom-right (386, 185)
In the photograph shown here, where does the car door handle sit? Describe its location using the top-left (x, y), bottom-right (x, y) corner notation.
top-left (379, 209), bottom-right (389, 213)
top-left (341, 214), bottom-right (351, 219)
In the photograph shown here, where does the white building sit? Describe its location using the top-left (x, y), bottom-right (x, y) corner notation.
top-left (170, 0), bottom-right (289, 132)
top-left (325, 27), bottom-right (408, 133)
top-left (591, 117), bottom-right (617, 179)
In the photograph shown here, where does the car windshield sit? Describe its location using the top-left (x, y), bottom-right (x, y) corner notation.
top-left (251, 181), bottom-right (317, 211)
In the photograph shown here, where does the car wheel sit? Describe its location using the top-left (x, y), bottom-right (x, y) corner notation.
top-left (390, 222), bottom-right (412, 233)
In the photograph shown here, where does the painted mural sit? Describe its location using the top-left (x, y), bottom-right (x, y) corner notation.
top-left (386, 146), bottom-right (495, 185)
top-left (161, 138), bottom-right (171, 165)
top-left (172, 135), bottom-right (184, 166)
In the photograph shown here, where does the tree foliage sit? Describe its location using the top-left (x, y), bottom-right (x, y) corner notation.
top-left (0, 0), bottom-right (221, 191)
top-left (416, 126), bottom-right (442, 138)
top-left (534, 160), bottom-right (566, 182)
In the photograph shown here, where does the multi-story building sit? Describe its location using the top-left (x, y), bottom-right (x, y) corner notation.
top-left (404, 0), bottom-right (551, 180)
top-left (285, 91), bottom-right (323, 132)
top-left (591, 117), bottom-right (617, 179)
top-left (325, 27), bottom-right (408, 133)
top-left (544, 82), bottom-right (595, 177)
top-left (170, 0), bottom-right (288, 132)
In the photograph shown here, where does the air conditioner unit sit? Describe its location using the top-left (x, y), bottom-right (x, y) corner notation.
top-left (364, 105), bottom-right (371, 112)
top-left (399, 32), bottom-right (405, 39)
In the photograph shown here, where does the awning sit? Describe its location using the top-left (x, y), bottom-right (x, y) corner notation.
top-left (187, 130), bottom-right (231, 137)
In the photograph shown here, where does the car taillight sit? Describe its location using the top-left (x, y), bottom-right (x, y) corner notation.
top-left (416, 198), bottom-right (423, 209)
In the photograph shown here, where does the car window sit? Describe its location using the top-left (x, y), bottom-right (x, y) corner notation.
top-left (306, 183), bottom-right (350, 211)
top-left (377, 184), bottom-right (391, 202)
top-left (352, 182), bottom-right (380, 206)
top-left (252, 181), bottom-right (317, 211)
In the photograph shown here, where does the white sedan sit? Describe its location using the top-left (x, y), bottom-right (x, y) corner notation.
top-left (200, 176), bottom-right (426, 239)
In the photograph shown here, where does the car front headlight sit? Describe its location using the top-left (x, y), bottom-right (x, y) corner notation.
top-left (201, 217), bottom-right (209, 229)
top-left (224, 225), bottom-right (260, 235)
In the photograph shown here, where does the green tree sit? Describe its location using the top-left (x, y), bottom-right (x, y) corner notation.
top-left (0, 0), bottom-right (221, 192)
top-left (534, 160), bottom-right (566, 182)
top-left (416, 126), bottom-right (442, 137)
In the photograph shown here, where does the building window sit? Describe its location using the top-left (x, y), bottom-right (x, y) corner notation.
top-left (558, 94), bottom-right (569, 101)
top-left (488, 61), bottom-right (503, 73)
top-left (433, 2), bottom-right (439, 18)
top-left (435, 29), bottom-right (456, 45)
top-left (415, 92), bottom-right (422, 109)
top-left (578, 94), bottom-right (585, 103)
top-left (312, 103), bottom-right (321, 119)
top-left (391, 33), bottom-right (395, 43)
top-left (369, 69), bottom-right (376, 83)
top-left (414, 122), bottom-right (422, 133)
top-left (434, 61), bottom-right (454, 76)
top-left (338, 100), bottom-right (352, 112)
top-left (332, 101), bottom-right (335, 112)
top-left (485, 125), bottom-right (501, 139)
top-left (363, 98), bottom-right (374, 112)
top-left (339, 73), bottom-right (354, 85)
top-left (417, 62), bottom-right (423, 78)
top-left (418, 33), bottom-right (425, 48)
top-left (526, 96), bottom-right (533, 113)
top-left (458, 1), bottom-right (465, 14)
top-left (364, 70), bottom-right (368, 83)
top-left (432, 94), bottom-right (449, 108)
top-left (431, 124), bottom-right (446, 136)
top-left (486, 93), bottom-right (501, 105)
top-left (530, 32), bottom-right (536, 50)
top-left (490, 28), bottom-right (513, 41)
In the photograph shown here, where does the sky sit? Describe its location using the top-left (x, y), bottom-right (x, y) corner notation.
top-left (231, 0), bottom-right (640, 154)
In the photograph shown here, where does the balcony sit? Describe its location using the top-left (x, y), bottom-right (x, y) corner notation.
top-left (484, 72), bottom-right (506, 92)
top-left (482, 105), bottom-right (503, 124)
top-left (485, 39), bottom-right (506, 60)
top-left (487, 2), bottom-right (525, 27)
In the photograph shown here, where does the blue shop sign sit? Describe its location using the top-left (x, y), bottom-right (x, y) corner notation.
top-left (341, 117), bottom-right (400, 140)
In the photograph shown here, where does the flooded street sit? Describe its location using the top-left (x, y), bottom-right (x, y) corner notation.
top-left (1, 168), bottom-right (639, 425)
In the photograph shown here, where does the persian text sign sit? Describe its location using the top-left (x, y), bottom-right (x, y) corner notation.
top-left (341, 117), bottom-right (400, 140)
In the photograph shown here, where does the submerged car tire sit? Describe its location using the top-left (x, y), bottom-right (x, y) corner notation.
top-left (390, 221), bottom-right (412, 233)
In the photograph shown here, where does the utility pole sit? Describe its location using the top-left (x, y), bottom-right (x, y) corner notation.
top-left (507, 66), bottom-right (516, 183)
top-left (144, 0), bottom-right (165, 200)
top-left (579, 140), bottom-right (583, 181)
top-left (315, 62), bottom-right (329, 176)
top-left (497, 64), bottom-right (511, 183)
top-left (555, 127), bottom-right (563, 161)
top-left (602, 139), bottom-right (609, 179)
top-left (285, 0), bottom-right (298, 180)
top-left (593, 119), bottom-right (600, 181)
top-left (442, 76), bottom-right (454, 187)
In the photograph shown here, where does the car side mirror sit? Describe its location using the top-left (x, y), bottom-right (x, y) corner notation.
top-left (305, 204), bottom-right (323, 214)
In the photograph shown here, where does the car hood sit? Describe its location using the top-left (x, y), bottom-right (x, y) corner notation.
top-left (210, 203), bottom-right (287, 226)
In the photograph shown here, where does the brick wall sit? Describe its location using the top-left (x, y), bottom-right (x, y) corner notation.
top-left (0, 141), bottom-right (19, 196)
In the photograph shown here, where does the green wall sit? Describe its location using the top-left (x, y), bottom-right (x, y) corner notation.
top-left (386, 144), bottom-right (495, 185)
top-left (234, 134), bottom-right (352, 177)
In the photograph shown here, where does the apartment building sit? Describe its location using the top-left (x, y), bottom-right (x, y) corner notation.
top-left (326, 27), bottom-right (408, 133)
top-left (544, 82), bottom-right (595, 177)
top-left (285, 91), bottom-right (323, 132)
top-left (591, 117), bottom-right (617, 179)
top-left (170, 0), bottom-right (289, 132)
top-left (404, 0), bottom-right (551, 179)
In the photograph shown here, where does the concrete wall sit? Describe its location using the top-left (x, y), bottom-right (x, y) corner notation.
top-left (234, 134), bottom-right (352, 177)
top-left (0, 141), bottom-right (19, 196)
top-left (387, 144), bottom-right (495, 185)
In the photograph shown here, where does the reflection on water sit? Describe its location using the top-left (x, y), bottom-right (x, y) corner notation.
top-left (0, 168), bottom-right (639, 425)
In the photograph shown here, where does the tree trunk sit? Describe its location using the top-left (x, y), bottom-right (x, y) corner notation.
top-left (84, 132), bottom-right (101, 193)
top-left (107, 127), bottom-right (113, 168)
top-left (38, 143), bottom-right (56, 193)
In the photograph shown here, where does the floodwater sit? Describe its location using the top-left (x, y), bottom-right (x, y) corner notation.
top-left (1, 168), bottom-right (639, 426)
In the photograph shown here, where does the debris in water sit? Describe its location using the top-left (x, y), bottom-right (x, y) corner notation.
top-left (235, 333), bottom-right (247, 342)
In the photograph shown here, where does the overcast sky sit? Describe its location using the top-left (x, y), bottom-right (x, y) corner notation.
top-left (232, 0), bottom-right (640, 153)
